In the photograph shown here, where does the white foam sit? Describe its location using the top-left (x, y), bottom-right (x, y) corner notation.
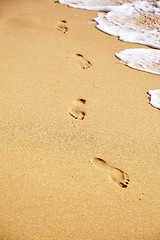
top-left (59, 0), bottom-right (160, 75)
top-left (59, 0), bottom-right (160, 49)
top-left (59, 0), bottom-right (121, 11)
top-left (59, 0), bottom-right (114, 11)
top-left (115, 48), bottom-right (160, 75)
top-left (59, 0), bottom-right (158, 11)
top-left (94, 1), bottom-right (160, 49)
top-left (148, 90), bottom-right (160, 109)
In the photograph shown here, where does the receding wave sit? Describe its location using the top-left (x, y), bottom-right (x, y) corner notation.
top-left (94, 1), bottom-right (160, 49)
top-left (59, 0), bottom-right (159, 11)
top-left (115, 48), bottom-right (160, 75)
top-left (148, 90), bottom-right (160, 109)
top-left (59, 0), bottom-right (160, 75)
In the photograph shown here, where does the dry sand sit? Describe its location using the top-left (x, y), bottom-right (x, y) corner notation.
top-left (0, 0), bottom-right (160, 239)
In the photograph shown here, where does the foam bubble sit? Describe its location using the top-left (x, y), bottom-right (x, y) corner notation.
top-left (148, 90), bottom-right (160, 109)
top-left (94, 1), bottom-right (160, 49)
top-left (115, 48), bottom-right (160, 75)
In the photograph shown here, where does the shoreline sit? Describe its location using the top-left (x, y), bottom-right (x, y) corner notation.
top-left (0, 0), bottom-right (160, 239)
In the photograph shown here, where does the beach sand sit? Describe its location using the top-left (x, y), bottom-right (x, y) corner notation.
top-left (0, 0), bottom-right (160, 239)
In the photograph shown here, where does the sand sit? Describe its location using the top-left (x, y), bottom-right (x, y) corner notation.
top-left (0, 0), bottom-right (160, 239)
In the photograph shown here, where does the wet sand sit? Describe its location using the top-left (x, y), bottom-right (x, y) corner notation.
top-left (0, 0), bottom-right (160, 239)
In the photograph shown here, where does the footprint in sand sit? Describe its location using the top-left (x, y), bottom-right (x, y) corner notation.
top-left (90, 157), bottom-right (130, 188)
top-left (75, 53), bottom-right (92, 70)
top-left (56, 20), bottom-right (68, 34)
top-left (69, 98), bottom-right (86, 120)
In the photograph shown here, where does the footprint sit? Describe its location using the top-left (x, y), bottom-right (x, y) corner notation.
top-left (56, 20), bottom-right (68, 34)
top-left (90, 157), bottom-right (130, 188)
top-left (69, 98), bottom-right (86, 120)
top-left (75, 53), bottom-right (92, 70)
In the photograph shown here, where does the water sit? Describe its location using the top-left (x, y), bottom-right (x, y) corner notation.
top-left (115, 48), bottom-right (160, 75)
top-left (95, 1), bottom-right (160, 49)
top-left (148, 90), bottom-right (160, 109)
top-left (59, 0), bottom-right (160, 108)
top-left (59, 0), bottom-right (158, 10)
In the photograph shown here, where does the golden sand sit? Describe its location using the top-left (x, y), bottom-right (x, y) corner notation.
top-left (0, 0), bottom-right (160, 239)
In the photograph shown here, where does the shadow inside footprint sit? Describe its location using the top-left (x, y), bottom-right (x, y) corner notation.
top-left (56, 20), bottom-right (68, 34)
top-left (75, 53), bottom-right (92, 70)
top-left (90, 157), bottom-right (130, 188)
top-left (69, 98), bottom-right (86, 120)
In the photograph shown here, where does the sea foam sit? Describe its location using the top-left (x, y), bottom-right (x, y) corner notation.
top-left (148, 90), bottom-right (160, 109)
top-left (59, 0), bottom-right (116, 11)
top-left (59, 0), bottom-right (158, 11)
top-left (59, 0), bottom-right (160, 75)
top-left (59, 0), bottom-right (160, 49)
top-left (94, 1), bottom-right (160, 49)
top-left (115, 48), bottom-right (160, 75)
